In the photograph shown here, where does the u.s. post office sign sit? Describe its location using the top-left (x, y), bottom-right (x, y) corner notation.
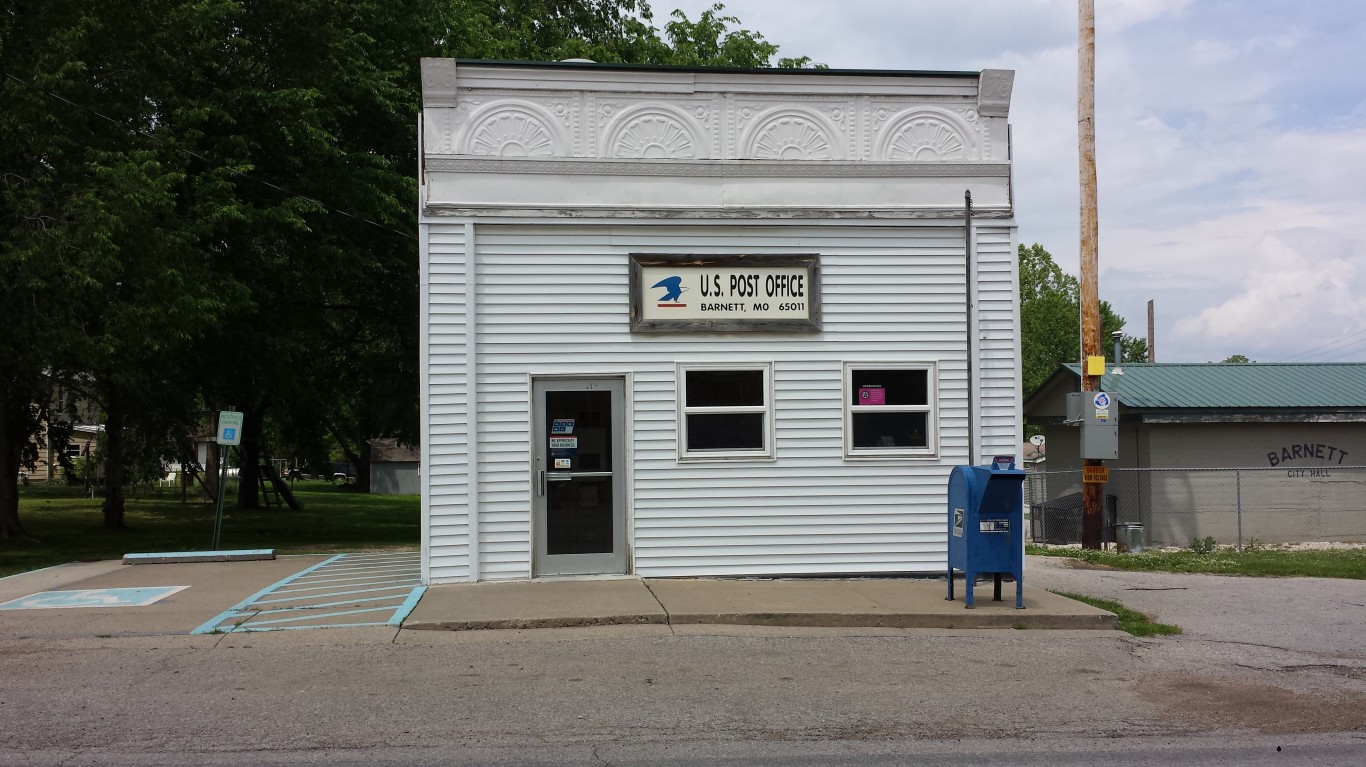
top-left (629, 254), bottom-right (821, 333)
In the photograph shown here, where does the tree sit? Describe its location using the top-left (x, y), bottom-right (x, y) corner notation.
top-left (0, 0), bottom-right (805, 535)
top-left (432, 1), bottom-right (814, 68)
top-left (1221, 354), bottom-right (1253, 363)
top-left (1019, 243), bottom-right (1147, 398)
top-left (1, 0), bottom-right (237, 533)
top-left (191, 0), bottom-right (805, 507)
top-left (660, 3), bottom-right (814, 68)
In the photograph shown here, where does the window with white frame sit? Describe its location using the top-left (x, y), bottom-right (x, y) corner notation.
top-left (678, 364), bottom-right (773, 459)
top-left (844, 364), bottom-right (935, 457)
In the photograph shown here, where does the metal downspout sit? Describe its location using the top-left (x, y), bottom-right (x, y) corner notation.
top-left (965, 190), bottom-right (977, 465)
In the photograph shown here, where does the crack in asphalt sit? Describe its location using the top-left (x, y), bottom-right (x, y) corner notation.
top-left (1125, 587), bottom-right (1190, 591)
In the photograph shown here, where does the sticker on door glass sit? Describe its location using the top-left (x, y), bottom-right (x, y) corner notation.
top-left (553, 458), bottom-right (572, 469)
top-left (858, 385), bottom-right (885, 405)
top-left (549, 437), bottom-right (578, 449)
top-left (551, 419), bottom-right (575, 435)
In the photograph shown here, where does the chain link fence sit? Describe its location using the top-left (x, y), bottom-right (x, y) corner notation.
top-left (1025, 466), bottom-right (1366, 548)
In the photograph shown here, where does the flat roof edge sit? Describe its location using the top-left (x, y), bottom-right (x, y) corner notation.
top-left (450, 58), bottom-right (981, 79)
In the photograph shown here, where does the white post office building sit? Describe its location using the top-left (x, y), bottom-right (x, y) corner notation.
top-left (417, 59), bottom-right (1021, 583)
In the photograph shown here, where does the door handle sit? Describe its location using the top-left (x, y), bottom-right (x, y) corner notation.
top-left (537, 469), bottom-right (545, 497)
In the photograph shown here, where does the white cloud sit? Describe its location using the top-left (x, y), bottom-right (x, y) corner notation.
top-left (1175, 229), bottom-right (1366, 358)
top-left (1101, 0), bottom-right (1194, 30)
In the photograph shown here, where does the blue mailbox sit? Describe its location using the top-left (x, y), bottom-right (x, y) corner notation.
top-left (946, 456), bottom-right (1026, 609)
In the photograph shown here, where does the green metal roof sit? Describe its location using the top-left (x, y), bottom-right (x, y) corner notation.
top-left (1057, 363), bottom-right (1366, 410)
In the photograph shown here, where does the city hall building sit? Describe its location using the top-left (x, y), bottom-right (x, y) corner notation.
top-left (417, 58), bottom-right (1020, 583)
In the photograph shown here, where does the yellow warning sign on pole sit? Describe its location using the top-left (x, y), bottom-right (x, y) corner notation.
top-left (1083, 465), bottom-right (1110, 484)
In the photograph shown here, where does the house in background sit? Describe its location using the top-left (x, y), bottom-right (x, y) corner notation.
top-left (21, 387), bottom-right (102, 484)
top-left (370, 438), bottom-right (420, 495)
top-left (25, 423), bottom-right (101, 484)
top-left (1023, 363), bottom-right (1366, 545)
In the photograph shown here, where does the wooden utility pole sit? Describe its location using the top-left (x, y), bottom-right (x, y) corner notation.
top-left (1078, 0), bottom-right (1104, 549)
top-left (1147, 299), bottom-right (1156, 362)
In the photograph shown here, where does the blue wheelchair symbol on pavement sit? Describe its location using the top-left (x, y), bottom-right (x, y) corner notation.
top-left (0, 586), bottom-right (189, 610)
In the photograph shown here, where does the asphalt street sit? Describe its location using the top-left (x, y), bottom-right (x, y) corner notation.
top-left (1, 556), bottom-right (1362, 765)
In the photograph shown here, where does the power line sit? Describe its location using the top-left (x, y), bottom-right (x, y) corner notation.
top-left (1273, 327), bottom-right (1366, 363)
top-left (3, 71), bottom-right (417, 242)
top-left (1313, 335), bottom-right (1366, 363)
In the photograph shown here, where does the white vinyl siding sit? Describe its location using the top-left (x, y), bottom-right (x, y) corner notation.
top-left (416, 221), bottom-right (1022, 582)
top-left (422, 223), bottom-right (471, 583)
top-left (974, 226), bottom-right (1023, 464)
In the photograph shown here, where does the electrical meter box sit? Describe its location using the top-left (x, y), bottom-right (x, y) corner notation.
top-left (1068, 390), bottom-right (1119, 460)
top-left (946, 456), bottom-right (1025, 609)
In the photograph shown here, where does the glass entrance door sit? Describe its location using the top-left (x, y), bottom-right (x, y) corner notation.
top-left (532, 378), bottom-right (626, 576)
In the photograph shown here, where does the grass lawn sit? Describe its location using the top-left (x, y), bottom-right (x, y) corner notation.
top-left (0, 481), bottom-right (418, 578)
top-left (1027, 544), bottom-right (1366, 579)
top-left (1052, 591), bottom-right (1182, 637)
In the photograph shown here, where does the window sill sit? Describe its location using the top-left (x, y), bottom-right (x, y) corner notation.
top-left (677, 453), bottom-right (776, 463)
top-left (843, 452), bottom-right (939, 462)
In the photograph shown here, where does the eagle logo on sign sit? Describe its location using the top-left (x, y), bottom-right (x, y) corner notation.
top-left (652, 276), bottom-right (687, 306)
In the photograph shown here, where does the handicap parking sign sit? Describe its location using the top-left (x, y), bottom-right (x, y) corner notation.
top-left (0, 586), bottom-right (190, 610)
top-left (217, 410), bottom-right (244, 446)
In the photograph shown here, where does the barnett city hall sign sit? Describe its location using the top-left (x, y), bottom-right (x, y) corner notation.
top-left (629, 254), bottom-right (822, 333)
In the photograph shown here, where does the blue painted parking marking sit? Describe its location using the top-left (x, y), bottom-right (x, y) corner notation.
top-left (191, 552), bottom-right (423, 634)
top-left (0, 586), bottom-right (190, 610)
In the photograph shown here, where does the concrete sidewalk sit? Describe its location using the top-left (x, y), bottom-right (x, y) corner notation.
top-left (1, 557), bottom-right (1116, 639)
top-left (404, 576), bottom-right (1117, 632)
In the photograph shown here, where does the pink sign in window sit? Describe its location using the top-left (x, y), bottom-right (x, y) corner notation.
top-left (858, 386), bottom-right (885, 405)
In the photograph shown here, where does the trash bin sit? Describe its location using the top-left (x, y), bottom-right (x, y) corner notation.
top-left (1114, 523), bottom-right (1145, 553)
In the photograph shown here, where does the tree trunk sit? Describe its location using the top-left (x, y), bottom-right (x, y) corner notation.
top-left (331, 428), bottom-right (370, 494)
top-left (235, 405), bottom-right (266, 509)
top-left (355, 448), bottom-right (371, 494)
top-left (0, 395), bottom-right (30, 540)
top-left (102, 396), bottom-right (126, 530)
top-left (204, 441), bottom-right (219, 501)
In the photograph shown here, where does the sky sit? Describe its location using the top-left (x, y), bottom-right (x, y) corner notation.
top-left (657, 0), bottom-right (1366, 364)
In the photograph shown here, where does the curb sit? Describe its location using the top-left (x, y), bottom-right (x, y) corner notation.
top-left (402, 610), bottom-right (1117, 632)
